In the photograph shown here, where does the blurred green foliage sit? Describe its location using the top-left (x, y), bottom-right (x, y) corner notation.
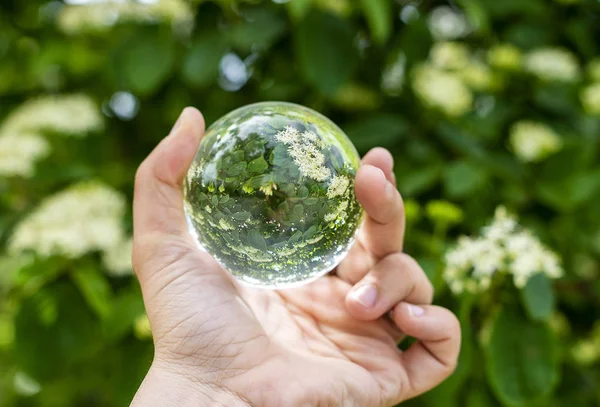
top-left (1, 0), bottom-right (600, 406)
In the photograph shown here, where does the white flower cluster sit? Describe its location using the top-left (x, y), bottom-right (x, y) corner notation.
top-left (580, 83), bottom-right (600, 115)
top-left (102, 237), bottom-right (134, 276)
top-left (8, 182), bottom-right (133, 275)
top-left (0, 94), bottom-right (102, 178)
top-left (0, 133), bottom-right (50, 178)
top-left (524, 48), bottom-right (580, 82)
top-left (58, 0), bottom-right (193, 35)
top-left (275, 126), bottom-right (331, 182)
top-left (412, 41), bottom-right (499, 117)
top-left (1, 94), bottom-right (103, 136)
top-left (444, 207), bottom-right (563, 294)
top-left (412, 63), bottom-right (473, 117)
top-left (430, 41), bottom-right (470, 70)
top-left (509, 121), bottom-right (563, 163)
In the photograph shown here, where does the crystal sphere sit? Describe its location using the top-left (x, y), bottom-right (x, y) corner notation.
top-left (183, 102), bottom-right (363, 289)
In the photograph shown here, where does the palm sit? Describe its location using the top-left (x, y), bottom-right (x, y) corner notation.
top-left (147, 242), bottom-right (405, 407)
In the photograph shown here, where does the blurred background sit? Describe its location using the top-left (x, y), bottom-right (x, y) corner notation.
top-left (1, 0), bottom-right (600, 406)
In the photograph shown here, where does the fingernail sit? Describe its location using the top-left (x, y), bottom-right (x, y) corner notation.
top-left (407, 304), bottom-right (425, 317)
top-left (391, 172), bottom-right (397, 186)
top-left (350, 284), bottom-right (377, 308)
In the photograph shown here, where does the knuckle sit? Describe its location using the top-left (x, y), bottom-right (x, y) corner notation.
top-left (388, 253), bottom-right (434, 303)
top-left (134, 158), bottom-right (153, 187)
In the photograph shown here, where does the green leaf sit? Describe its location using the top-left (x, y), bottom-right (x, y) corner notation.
top-left (288, 230), bottom-right (303, 244)
top-left (15, 283), bottom-right (101, 380)
top-left (103, 285), bottom-right (145, 341)
top-left (228, 9), bottom-right (287, 51)
top-left (71, 265), bottom-right (113, 319)
top-left (303, 225), bottom-right (318, 238)
top-left (248, 156), bottom-right (269, 174)
top-left (444, 160), bottom-right (489, 198)
top-left (295, 10), bottom-right (358, 95)
top-left (359, 0), bottom-right (392, 44)
top-left (182, 33), bottom-right (228, 88)
top-left (287, 0), bottom-right (313, 22)
top-left (247, 229), bottom-right (268, 251)
top-left (485, 305), bottom-right (559, 406)
top-left (521, 273), bottom-right (555, 322)
top-left (117, 32), bottom-right (175, 95)
top-left (344, 114), bottom-right (409, 153)
top-left (422, 296), bottom-right (474, 407)
top-left (226, 161), bottom-right (247, 177)
top-left (232, 211), bottom-right (251, 221)
top-left (537, 169), bottom-right (600, 211)
top-left (398, 165), bottom-right (441, 197)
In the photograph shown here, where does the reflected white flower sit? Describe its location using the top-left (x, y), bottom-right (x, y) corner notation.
top-left (524, 48), bottom-right (580, 82)
top-left (444, 207), bottom-right (563, 294)
top-left (58, 0), bottom-right (193, 34)
top-left (1, 94), bottom-right (103, 136)
top-left (0, 133), bottom-right (50, 177)
top-left (9, 182), bottom-right (126, 259)
top-left (412, 64), bottom-right (473, 116)
top-left (428, 6), bottom-right (470, 40)
top-left (102, 237), bottom-right (134, 276)
top-left (275, 127), bottom-right (331, 182)
top-left (509, 121), bottom-right (563, 163)
top-left (580, 83), bottom-right (600, 116)
top-left (327, 175), bottom-right (349, 198)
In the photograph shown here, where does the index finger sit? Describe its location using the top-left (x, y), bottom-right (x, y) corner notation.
top-left (355, 149), bottom-right (405, 258)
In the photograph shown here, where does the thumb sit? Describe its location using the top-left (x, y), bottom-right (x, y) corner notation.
top-left (132, 107), bottom-right (205, 275)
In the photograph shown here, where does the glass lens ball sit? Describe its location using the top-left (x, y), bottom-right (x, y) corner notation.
top-left (183, 102), bottom-right (363, 289)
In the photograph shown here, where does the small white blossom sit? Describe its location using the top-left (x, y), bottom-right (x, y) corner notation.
top-left (0, 133), bottom-right (50, 177)
top-left (9, 182), bottom-right (126, 259)
top-left (412, 64), bottom-right (473, 116)
top-left (1, 94), bottom-right (103, 136)
top-left (524, 48), bottom-right (580, 82)
top-left (103, 237), bottom-right (133, 276)
top-left (430, 42), bottom-right (470, 70)
top-left (444, 207), bottom-right (563, 294)
top-left (58, 0), bottom-right (193, 35)
top-left (327, 175), bottom-right (350, 198)
top-left (460, 61), bottom-right (495, 91)
top-left (509, 121), bottom-right (563, 163)
top-left (275, 126), bottom-right (301, 145)
top-left (580, 83), bottom-right (600, 116)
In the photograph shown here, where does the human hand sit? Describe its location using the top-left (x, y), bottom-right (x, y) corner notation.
top-left (130, 108), bottom-right (460, 407)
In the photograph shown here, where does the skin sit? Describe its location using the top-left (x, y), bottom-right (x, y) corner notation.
top-left (130, 108), bottom-right (461, 407)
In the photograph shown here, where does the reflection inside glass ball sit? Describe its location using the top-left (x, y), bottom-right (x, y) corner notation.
top-left (183, 102), bottom-right (363, 289)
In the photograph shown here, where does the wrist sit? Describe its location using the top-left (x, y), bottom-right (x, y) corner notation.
top-left (131, 363), bottom-right (252, 407)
